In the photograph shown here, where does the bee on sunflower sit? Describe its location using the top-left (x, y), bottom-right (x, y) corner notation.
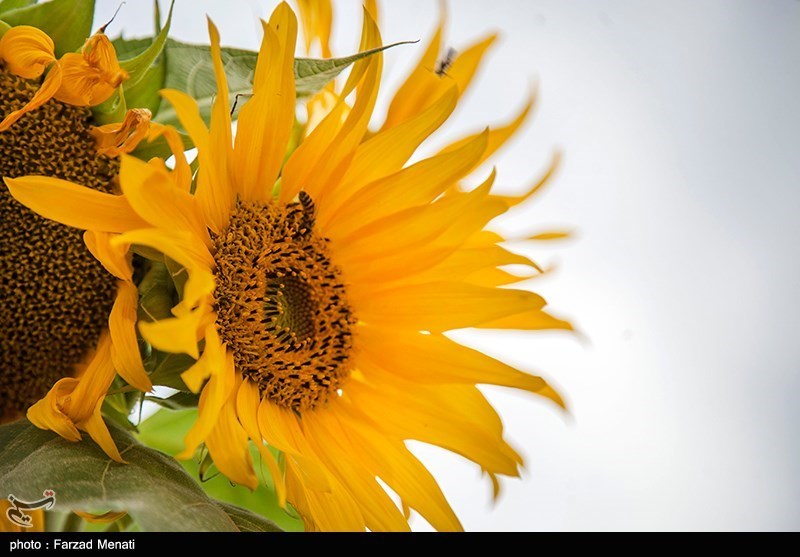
top-left (6, 1), bottom-right (571, 532)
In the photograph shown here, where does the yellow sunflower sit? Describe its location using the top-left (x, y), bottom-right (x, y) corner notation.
top-left (0, 23), bottom-right (162, 452)
top-left (6, 2), bottom-right (570, 531)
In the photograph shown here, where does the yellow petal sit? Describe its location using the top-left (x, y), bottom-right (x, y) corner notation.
top-left (83, 230), bottom-right (133, 281)
top-left (332, 170), bottom-right (499, 277)
top-left (82, 33), bottom-right (127, 89)
top-left (383, 23), bottom-right (496, 130)
top-left (199, 19), bottom-right (235, 231)
top-left (352, 281), bottom-right (546, 332)
top-left (235, 380), bottom-right (287, 506)
top-left (159, 89), bottom-right (211, 154)
top-left (257, 399), bottom-right (330, 492)
top-left (91, 108), bottom-right (153, 157)
top-left (338, 407), bottom-right (462, 532)
top-left (119, 155), bottom-right (210, 245)
top-left (476, 309), bottom-right (574, 334)
top-left (0, 25), bottom-right (56, 78)
top-left (438, 91), bottom-right (535, 170)
top-left (180, 324), bottom-right (225, 393)
top-left (284, 460), bottom-right (365, 531)
top-left (318, 85), bottom-right (458, 226)
top-left (363, 0), bottom-right (378, 21)
top-left (407, 243), bottom-right (541, 286)
top-left (528, 230), bottom-right (572, 241)
top-left (0, 61), bottom-right (61, 131)
top-left (357, 325), bottom-right (566, 407)
top-left (67, 334), bottom-right (117, 424)
top-left (380, 7), bottom-right (445, 131)
top-left (495, 151), bottom-right (562, 208)
top-left (138, 306), bottom-right (209, 359)
top-left (112, 228), bottom-right (214, 272)
top-left (178, 349), bottom-right (236, 460)
top-left (205, 377), bottom-right (258, 490)
top-left (233, 5), bottom-right (297, 203)
top-left (146, 123), bottom-right (193, 192)
top-left (54, 33), bottom-right (127, 107)
top-left (346, 379), bottom-right (521, 476)
top-left (174, 268), bottom-right (216, 318)
top-left (4, 175), bottom-right (148, 233)
top-left (54, 53), bottom-right (114, 106)
top-left (73, 511), bottom-right (127, 524)
top-left (303, 411), bottom-right (410, 532)
top-left (79, 397), bottom-right (124, 463)
top-left (323, 130), bottom-right (488, 240)
top-left (296, 0), bottom-right (332, 57)
top-left (281, 10), bottom-right (381, 206)
top-left (27, 378), bottom-right (81, 442)
top-left (109, 281), bottom-right (153, 393)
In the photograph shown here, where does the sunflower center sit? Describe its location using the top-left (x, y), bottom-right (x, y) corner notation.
top-left (212, 196), bottom-right (356, 412)
top-left (0, 69), bottom-right (118, 422)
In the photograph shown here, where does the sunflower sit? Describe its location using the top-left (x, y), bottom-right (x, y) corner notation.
top-left (6, 2), bottom-right (570, 531)
top-left (0, 23), bottom-right (157, 451)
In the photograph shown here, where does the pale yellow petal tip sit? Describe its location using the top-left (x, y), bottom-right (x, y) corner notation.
top-left (487, 471), bottom-right (502, 503)
top-left (529, 230), bottom-right (574, 241)
top-left (539, 384), bottom-right (568, 412)
top-left (206, 16), bottom-right (221, 42)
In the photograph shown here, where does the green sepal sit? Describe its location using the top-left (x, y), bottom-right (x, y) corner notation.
top-left (116, 0), bottom-right (174, 117)
top-left (119, 0), bottom-right (173, 88)
top-left (90, 86), bottom-right (127, 125)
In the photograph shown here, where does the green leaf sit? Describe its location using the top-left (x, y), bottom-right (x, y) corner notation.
top-left (146, 351), bottom-right (194, 391)
top-left (130, 130), bottom-right (192, 161)
top-left (154, 40), bottom-right (256, 128)
top-left (0, 419), bottom-right (282, 532)
top-left (145, 392), bottom-right (199, 411)
top-left (137, 261), bottom-right (176, 323)
top-left (137, 410), bottom-right (303, 531)
top-left (117, 1), bottom-right (173, 116)
top-left (1, 0), bottom-right (95, 56)
top-left (217, 502), bottom-right (284, 533)
top-left (101, 397), bottom-right (138, 433)
top-left (0, 0), bottom-right (35, 15)
top-left (0, 19), bottom-right (10, 38)
top-left (154, 39), bottom-right (413, 129)
top-left (293, 41), bottom-right (416, 97)
top-left (112, 37), bottom-right (152, 60)
top-left (119, 1), bottom-right (173, 88)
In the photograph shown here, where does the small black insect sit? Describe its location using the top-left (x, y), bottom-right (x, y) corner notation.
top-left (435, 47), bottom-right (458, 77)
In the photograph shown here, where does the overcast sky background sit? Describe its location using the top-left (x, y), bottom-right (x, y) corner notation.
top-left (96, 0), bottom-right (800, 531)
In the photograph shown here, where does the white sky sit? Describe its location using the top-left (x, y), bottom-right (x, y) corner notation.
top-left (96, 0), bottom-right (800, 531)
